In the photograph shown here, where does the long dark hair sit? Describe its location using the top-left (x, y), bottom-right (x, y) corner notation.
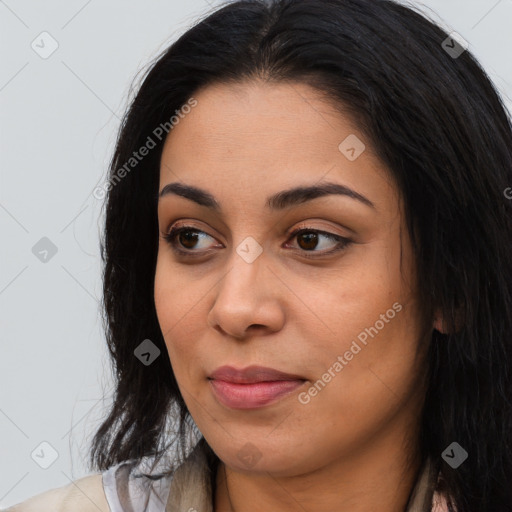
top-left (89, 1), bottom-right (512, 510)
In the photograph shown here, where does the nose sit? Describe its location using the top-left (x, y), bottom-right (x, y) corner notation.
top-left (206, 247), bottom-right (286, 340)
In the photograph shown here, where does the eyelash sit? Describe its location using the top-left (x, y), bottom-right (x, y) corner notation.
top-left (162, 224), bottom-right (352, 259)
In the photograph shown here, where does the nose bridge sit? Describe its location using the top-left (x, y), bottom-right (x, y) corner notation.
top-left (221, 235), bottom-right (267, 299)
top-left (207, 236), bottom-right (284, 337)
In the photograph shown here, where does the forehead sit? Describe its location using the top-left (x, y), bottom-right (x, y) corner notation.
top-left (159, 80), bottom-right (397, 212)
top-left (161, 80), bottom-right (359, 163)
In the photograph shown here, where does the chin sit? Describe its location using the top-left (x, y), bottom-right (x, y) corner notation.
top-left (215, 438), bottom-right (317, 477)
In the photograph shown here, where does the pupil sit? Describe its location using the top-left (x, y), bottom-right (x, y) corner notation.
top-left (181, 231), bottom-right (199, 249)
top-left (299, 232), bottom-right (317, 250)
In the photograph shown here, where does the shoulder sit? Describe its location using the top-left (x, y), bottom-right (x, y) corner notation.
top-left (4, 473), bottom-right (110, 512)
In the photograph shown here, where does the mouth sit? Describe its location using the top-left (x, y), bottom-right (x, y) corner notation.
top-left (208, 364), bottom-right (306, 384)
top-left (208, 365), bottom-right (307, 409)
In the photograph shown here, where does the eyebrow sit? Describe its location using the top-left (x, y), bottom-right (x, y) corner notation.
top-left (158, 181), bottom-right (376, 211)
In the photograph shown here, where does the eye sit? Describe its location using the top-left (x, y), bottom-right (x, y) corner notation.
top-left (284, 225), bottom-right (352, 259)
top-left (162, 224), bottom-right (352, 259)
top-left (162, 225), bottom-right (218, 255)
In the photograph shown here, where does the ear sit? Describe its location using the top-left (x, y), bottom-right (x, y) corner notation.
top-left (433, 307), bottom-right (464, 334)
top-left (433, 311), bottom-right (448, 334)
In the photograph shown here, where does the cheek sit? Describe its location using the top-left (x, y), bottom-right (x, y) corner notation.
top-left (289, 250), bottom-right (406, 362)
top-left (154, 254), bottom-right (212, 387)
top-left (287, 309), bottom-right (424, 469)
top-left (154, 258), bottom-right (175, 339)
top-left (292, 259), bottom-right (422, 426)
top-left (154, 257), bottom-right (189, 370)
top-left (154, 252), bottom-right (202, 336)
top-left (308, 275), bottom-right (421, 408)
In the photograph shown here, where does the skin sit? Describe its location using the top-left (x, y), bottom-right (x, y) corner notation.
top-left (154, 80), bottom-right (445, 512)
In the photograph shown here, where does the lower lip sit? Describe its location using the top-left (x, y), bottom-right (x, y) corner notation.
top-left (209, 379), bottom-right (305, 409)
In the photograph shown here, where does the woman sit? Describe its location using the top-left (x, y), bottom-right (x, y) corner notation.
top-left (7, 0), bottom-right (512, 510)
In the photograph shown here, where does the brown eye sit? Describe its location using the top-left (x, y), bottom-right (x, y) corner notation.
top-left (163, 226), bottom-right (217, 254)
top-left (286, 228), bottom-right (352, 258)
top-left (162, 225), bottom-right (352, 259)
top-left (177, 229), bottom-right (201, 249)
top-left (296, 231), bottom-right (320, 250)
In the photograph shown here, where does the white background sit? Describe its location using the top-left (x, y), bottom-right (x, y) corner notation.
top-left (1, 0), bottom-right (511, 507)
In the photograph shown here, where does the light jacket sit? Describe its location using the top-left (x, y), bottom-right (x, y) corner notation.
top-left (4, 439), bottom-right (451, 512)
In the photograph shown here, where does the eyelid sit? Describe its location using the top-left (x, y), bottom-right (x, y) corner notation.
top-left (164, 220), bottom-right (348, 244)
top-left (162, 221), bottom-right (353, 259)
top-left (164, 218), bottom-right (351, 240)
top-left (286, 221), bottom-right (348, 239)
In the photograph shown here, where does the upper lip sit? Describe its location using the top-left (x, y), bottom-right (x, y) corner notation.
top-left (208, 365), bottom-right (305, 384)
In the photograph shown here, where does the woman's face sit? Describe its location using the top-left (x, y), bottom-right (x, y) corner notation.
top-left (155, 80), bottom-right (429, 476)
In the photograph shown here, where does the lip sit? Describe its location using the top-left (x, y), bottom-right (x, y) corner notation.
top-left (209, 365), bottom-right (305, 383)
top-left (208, 365), bottom-right (306, 409)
